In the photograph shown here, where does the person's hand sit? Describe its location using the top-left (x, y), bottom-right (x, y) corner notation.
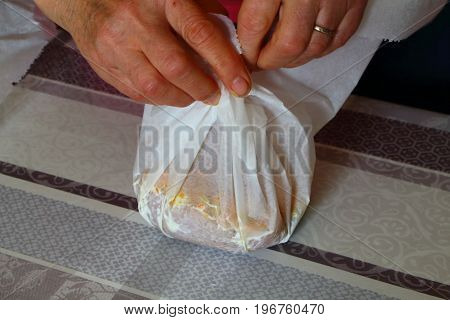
top-left (34, 0), bottom-right (252, 106)
top-left (237, 0), bottom-right (368, 70)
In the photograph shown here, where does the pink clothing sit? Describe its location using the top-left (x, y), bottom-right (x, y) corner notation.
top-left (218, 0), bottom-right (242, 22)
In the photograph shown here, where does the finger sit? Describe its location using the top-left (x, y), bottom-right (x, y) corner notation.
top-left (119, 50), bottom-right (195, 107)
top-left (285, 1), bottom-right (347, 68)
top-left (166, 0), bottom-right (252, 96)
top-left (257, 0), bottom-right (318, 70)
top-left (321, 1), bottom-right (368, 57)
top-left (89, 63), bottom-right (148, 102)
top-left (237, 0), bottom-right (281, 68)
top-left (141, 28), bottom-right (221, 105)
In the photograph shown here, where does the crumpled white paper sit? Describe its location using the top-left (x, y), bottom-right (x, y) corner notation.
top-left (134, 0), bottom-right (445, 252)
top-left (134, 80), bottom-right (314, 251)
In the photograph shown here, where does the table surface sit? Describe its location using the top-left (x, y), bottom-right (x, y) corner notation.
top-left (0, 0), bottom-right (449, 300)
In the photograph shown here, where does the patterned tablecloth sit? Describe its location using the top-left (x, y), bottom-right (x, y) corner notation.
top-left (0, 1), bottom-right (449, 300)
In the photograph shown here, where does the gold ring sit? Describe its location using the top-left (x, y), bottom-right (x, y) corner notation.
top-left (313, 25), bottom-right (335, 37)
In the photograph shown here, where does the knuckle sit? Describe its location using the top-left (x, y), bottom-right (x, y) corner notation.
top-left (256, 59), bottom-right (276, 70)
top-left (161, 54), bottom-right (190, 79)
top-left (139, 77), bottom-right (164, 98)
top-left (278, 39), bottom-right (304, 57)
top-left (97, 20), bottom-right (126, 44)
top-left (308, 40), bottom-right (328, 56)
top-left (120, 85), bottom-right (142, 101)
top-left (128, 91), bottom-right (143, 101)
top-left (96, 3), bottom-right (137, 43)
top-left (334, 35), bottom-right (349, 48)
top-left (182, 16), bottom-right (216, 46)
top-left (239, 14), bottom-right (272, 35)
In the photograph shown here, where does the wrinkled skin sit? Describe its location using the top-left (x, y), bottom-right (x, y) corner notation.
top-left (238, 0), bottom-right (368, 69)
top-left (35, 0), bottom-right (251, 106)
top-left (34, 0), bottom-right (367, 106)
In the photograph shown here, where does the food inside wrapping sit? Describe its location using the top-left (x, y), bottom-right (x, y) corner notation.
top-left (134, 85), bottom-right (314, 252)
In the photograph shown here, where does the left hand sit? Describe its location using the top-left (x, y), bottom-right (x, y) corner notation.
top-left (237, 0), bottom-right (368, 70)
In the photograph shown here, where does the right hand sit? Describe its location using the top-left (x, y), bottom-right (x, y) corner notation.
top-left (34, 0), bottom-right (251, 106)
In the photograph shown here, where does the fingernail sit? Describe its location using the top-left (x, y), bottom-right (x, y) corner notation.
top-left (203, 90), bottom-right (221, 106)
top-left (231, 76), bottom-right (250, 96)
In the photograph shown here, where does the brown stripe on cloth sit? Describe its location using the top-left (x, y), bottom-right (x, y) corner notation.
top-left (0, 161), bottom-right (137, 211)
top-left (316, 144), bottom-right (450, 192)
top-left (1, 160), bottom-right (449, 299)
top-left (270, 242), bottom-right (450, 299)
top-left (315, 110), bottom-right (450, 174)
